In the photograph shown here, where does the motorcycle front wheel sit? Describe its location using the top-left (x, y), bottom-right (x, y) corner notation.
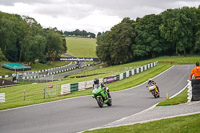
top-left (96, 96), bottom-right (104, 108)
top-left (152, 91), bottom-right (157, 98)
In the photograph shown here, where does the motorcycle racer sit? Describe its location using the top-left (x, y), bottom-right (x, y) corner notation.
top-left (93, 78), bottom-right (111, 98)
top-left (147, 79), bottom-right (159, 92)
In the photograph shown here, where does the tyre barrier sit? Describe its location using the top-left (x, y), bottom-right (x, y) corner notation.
top-left (191, 79), bottom-right (200, 101)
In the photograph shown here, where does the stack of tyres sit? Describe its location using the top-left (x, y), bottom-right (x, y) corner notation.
top-left (191, 79), bottom-right (200, 101)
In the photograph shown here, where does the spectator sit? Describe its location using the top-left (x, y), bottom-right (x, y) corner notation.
top-left (190, 62), bottom-right (200, 79)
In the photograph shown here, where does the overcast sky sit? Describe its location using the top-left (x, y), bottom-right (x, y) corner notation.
top-left (0, 0), bottom-right (199, 34)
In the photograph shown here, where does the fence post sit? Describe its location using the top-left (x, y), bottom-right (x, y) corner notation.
top-left (57, 84), bottom-right (58, 96)
top-left (55, 84), bottom-right (56, 96)
top-left (24, 89), bottom-right (26, 101)
top-left (44, 88), bottom-right (46, 99)
top-left (51, 87), bottom-right (52, 97)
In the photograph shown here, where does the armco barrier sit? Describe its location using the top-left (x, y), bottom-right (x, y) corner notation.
top-left (78, 81), bottom-right (87, 91)
top-left (191, 79), bottom-right (200, 101)
top-left (129, 70), bottom-right (132, 77)
top-left (70, 83), bottom-right (79, 92)
top-left (126, 71), bottom-right (129, 78)
top-left (116, 75), bottom-right (120, 81)
top-left (85, 80), bottom-right (94, 89)
top-left (134, 69), bottom-right (137, 74)
top-left (61, 79), bottom-right (104, 95)
top-left (123, 72), bottom-right (126, 79)
top-left (61, 84), bottom-right (70, 95)
top-left (61, 61), bottom-right (158, 95)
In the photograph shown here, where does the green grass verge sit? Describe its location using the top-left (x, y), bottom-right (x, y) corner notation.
top-left (0, 63), bottom-right (170, 110)
top-left (0, 56), bottom-right (199, 110)
top-left (107, 63), bottom-right (170, 91)
top-left (157, 88), bottom-right (188, 106)
top-left (84, 113), bottom-right (200, 133)
top-left (66, 37), bottom-right (97, 58)
top-left (0, 61), bottom-right (14, 75)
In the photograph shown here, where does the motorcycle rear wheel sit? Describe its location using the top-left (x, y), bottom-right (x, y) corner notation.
top-left (107, 98), bottom-right (112, 106)
top-left (156, 92), bottom-right (160, 98)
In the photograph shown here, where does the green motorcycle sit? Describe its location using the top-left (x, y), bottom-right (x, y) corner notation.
top-left (92, 86), bottom-right (112, 108)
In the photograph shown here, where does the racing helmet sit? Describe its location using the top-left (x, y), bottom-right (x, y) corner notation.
top-left (148, 78), bottom-right (153, 83)
top-left (94, 78), bottom-right (99, 84)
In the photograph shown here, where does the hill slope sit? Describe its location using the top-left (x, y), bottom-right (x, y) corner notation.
top-left (66, 37), bottom-right (97, 58)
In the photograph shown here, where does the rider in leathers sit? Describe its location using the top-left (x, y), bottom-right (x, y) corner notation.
top-left (93, 78), bottom-right (111, 98)
top-left (147, 79), bottom-right (159, 92)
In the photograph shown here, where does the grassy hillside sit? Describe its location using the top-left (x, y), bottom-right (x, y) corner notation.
top-left (0, 37), bottom-right (96, 75)
top-left (66, 37), bottom-right (97, 58)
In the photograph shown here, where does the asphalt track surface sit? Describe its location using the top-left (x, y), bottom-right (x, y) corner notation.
top-left (0, 65), bottom-right (194, 133)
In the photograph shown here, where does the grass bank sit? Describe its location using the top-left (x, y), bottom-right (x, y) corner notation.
top-left (157, 88), bottom-right (188, 106)
top-left (66, 37), bottom-right (97, 58)
top-left (84, 113), bottom-right (200, 133)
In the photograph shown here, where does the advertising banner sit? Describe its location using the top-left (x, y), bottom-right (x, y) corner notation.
top-left (46, 57), bottom-right (100, 62)
top-left (104, 76), bottom-right (116, 84)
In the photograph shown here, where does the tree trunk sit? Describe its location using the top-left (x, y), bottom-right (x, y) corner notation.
top-left (19, 48), bottom-right (23, 62)
top-left (176, 45), bottom-right (178, 55)
top-left (184, 48), bottom-right (186, 56)
top-left (151, 51), bottom-right (156, 58)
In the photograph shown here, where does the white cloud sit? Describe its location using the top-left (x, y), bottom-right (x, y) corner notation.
top-left (0, 3), bottom-right (36, 16)
top-left (80, 10), bottom-right (121, 31)
top-left (0, 0), bottom-right (200, 34)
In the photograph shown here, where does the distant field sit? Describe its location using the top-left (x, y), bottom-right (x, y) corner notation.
top-left (0, 36), bottom-right (98, 75)
top-left (66, 37), bottom-right (97, 58)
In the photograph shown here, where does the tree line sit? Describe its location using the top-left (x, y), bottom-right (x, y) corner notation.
top-left (64, 29), bottom-right (96, 38)
top-left (0, 12), bottom-right (67, 65)
top-left (96, 6), bottom-right (200, 65)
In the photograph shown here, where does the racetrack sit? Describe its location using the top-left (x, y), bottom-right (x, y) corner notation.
top-left (0, 65), bottom-right (194, 133)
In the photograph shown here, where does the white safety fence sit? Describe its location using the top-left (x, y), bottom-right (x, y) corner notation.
top-left (61, 61), bottom-right (158, 95)
top-left (61, 78), bottom-right (104, 95)
top-left (0, 93), bottom-right (5, 103)
top-left (187, 80), bottom-right (192, 102)
top-left (61, 84), bottom-right (71, 95)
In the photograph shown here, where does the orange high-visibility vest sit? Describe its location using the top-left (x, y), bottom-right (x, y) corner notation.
top-left (190, 66), bottom-right (200, 79)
